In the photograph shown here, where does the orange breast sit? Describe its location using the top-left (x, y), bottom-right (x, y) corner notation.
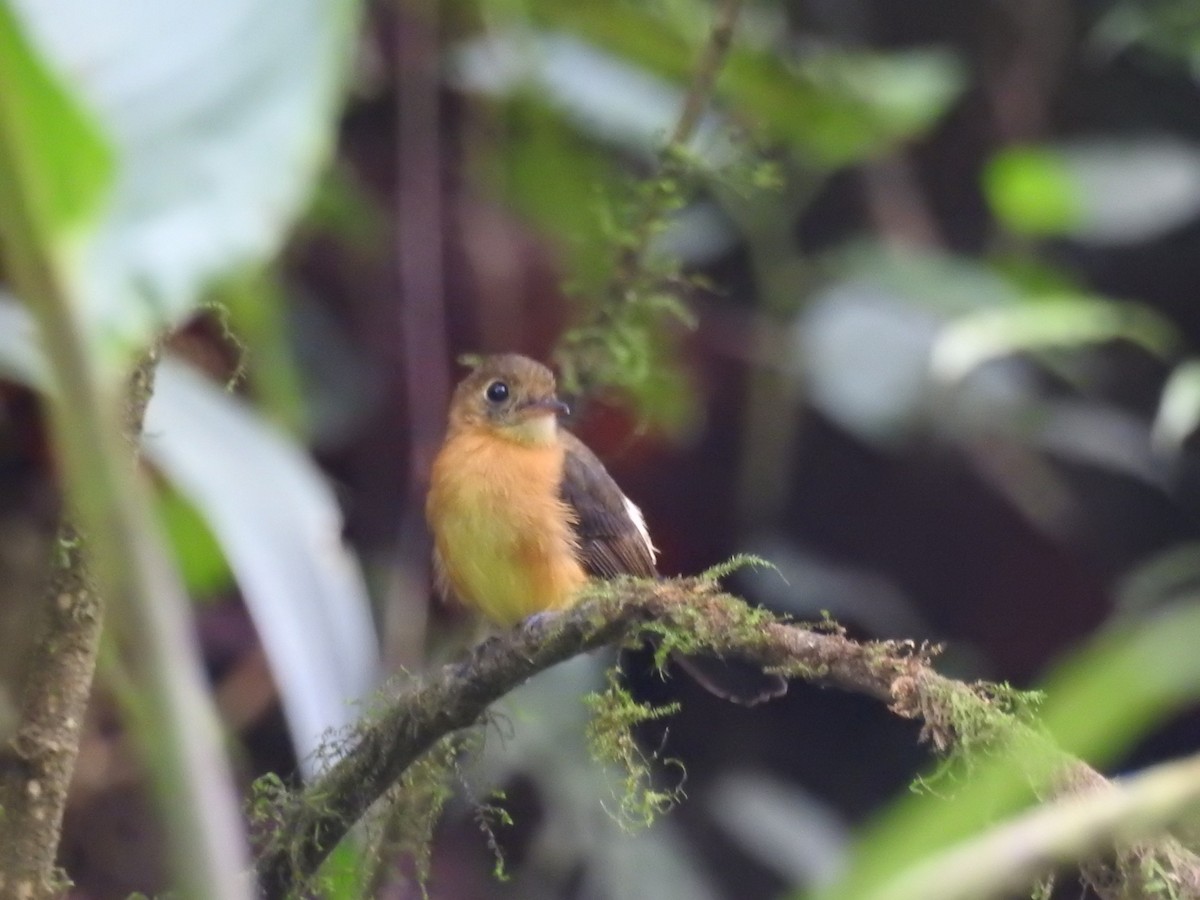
top-left (426, 427), bottom-right (587, 626)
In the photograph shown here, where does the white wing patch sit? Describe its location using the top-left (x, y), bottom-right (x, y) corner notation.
top-left (622, 495), bottom-right (658, 562)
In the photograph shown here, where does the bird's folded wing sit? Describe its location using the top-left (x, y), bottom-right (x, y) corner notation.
top-left (559, 430), bottom-right (657, 579)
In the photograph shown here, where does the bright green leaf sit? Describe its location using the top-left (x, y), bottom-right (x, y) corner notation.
top-left (984, 147), bottom-right (1082, 237)
top-left (316, 839), bottom-right (368, 900)
top-left (156, 487), bottom-right (235, 601)
top-left (755, 48), bottom-right (966, 165)
top-left (0, 0), bottom-right (112, 261)
top-left (986, 139), bottom-right (1200, 243)
top-left (480, 94), bottom-right (622, 288)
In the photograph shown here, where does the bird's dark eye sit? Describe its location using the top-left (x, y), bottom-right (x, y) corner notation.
top-left (485, 380), bottom-right (509, 403)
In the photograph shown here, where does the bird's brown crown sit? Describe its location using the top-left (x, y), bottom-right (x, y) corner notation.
top-left (447, 354), bottom-right (567, 444)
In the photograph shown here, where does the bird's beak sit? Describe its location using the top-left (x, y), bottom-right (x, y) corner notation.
top-left (522, 396), bottom-right (570, 417)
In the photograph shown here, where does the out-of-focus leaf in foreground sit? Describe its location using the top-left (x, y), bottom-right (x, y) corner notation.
top-left (7, 0), bottom-right (358, 368)
top-left (809, 599), bottom-right (1200, 900)
top-left (0, 0), bottom-right (111, 258)
top-left (930, 296), bottom-right (1179, 384)
top-left (143, 358), bottom-right (379, 775)
top-left (1152, 359), bottom-right (1200, 454)
top-left (985, 139), bottom-right (1200, 244)
top-left (456, 16), bottom-right (965, 170)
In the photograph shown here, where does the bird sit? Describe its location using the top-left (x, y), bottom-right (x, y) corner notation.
top-left (425, 353), bottom-right (786, 705)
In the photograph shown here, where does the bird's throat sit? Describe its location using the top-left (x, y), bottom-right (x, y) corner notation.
top-left (502, 414), bottom-right (558, 445)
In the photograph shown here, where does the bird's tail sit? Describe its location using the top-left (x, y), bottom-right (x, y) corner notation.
top-left (671, 653), bottom-right (787, 706)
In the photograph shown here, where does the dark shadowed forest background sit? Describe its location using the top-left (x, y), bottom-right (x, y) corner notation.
top-left (3, 0), bottom-right (1200, 898)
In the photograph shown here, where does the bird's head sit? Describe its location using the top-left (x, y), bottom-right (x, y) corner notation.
top-left (447, 354), bottom-right (569, 445)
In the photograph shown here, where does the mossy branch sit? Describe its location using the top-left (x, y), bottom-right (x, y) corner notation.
top-left (253, 576), bottom-right (1200, 899)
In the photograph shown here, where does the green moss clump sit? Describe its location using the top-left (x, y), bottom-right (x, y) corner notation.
top-left (584, 670), bottom-right (683, 831)
top-left (978, 681), bottom-right (1045, 723)
top-left (374, 734), bottom-right (466, 894)
top-left (696, 553), bottom-right (775, 583)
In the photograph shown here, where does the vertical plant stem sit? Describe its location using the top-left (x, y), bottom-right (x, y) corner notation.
top-left (33, 305), bottom-right (254, 900)
top-left (666, 0), bottom-right (744, 148)
top-left (0, 105), bottom-right (252, 900)
top-left (612, 0), bottom-right (746, 291)
top-left (0, 354), bottom-right (162, 900)
top-left (559, 0), bottom-right (747, 395)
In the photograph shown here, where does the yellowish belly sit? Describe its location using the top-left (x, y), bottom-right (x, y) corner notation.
top-left (429, 430), bottom-right (586, 626)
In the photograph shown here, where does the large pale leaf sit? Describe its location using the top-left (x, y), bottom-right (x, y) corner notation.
top-left (143, 359), bottom-right (379, 775)
top-left (1152, 359), bottom-right (1200, 453)
top-left (8, 0), bottom-right (358, 366)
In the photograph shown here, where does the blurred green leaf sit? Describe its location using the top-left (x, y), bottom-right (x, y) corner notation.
top-left (317, 839), bottom-right (368, 900)
top-left (1115, 540), bottom-right (1200, 615)
top-left (0, 0), bottom-right (111, 244)
top-left (300, 164), bottom-right (389, 258)
top-left (985, 139), bottom-right (1200, 244)
top-left (930, 297), bottom-right (1179, 383)
top-left (724, 47), bottom-right (966, 166)
top-left (156, 487), bottom-right (235, 601)
top-left (480, 94), bottom-right (622, 287)
top-left (813, 602), bottom-right (1200, 900)
top-left (1092, 0), bottom-right (1200, 73)
top-left (6, 0), bottom-right (359, 369)
top-left (525, 1), bottom-right (693, 84)
top-left (0, 0), bottom-right (112, 255)
top-left (1152, 359), bottom-right (1200, 453)
top-left (984, 147), bottom-right (1081, 237)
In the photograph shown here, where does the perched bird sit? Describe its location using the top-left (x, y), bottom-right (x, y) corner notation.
top-left (426, 353), bottom-right (785, 705)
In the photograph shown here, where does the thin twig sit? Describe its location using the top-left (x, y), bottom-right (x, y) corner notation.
top-left (560, 0), bottom-right (746, 394)
top-left (667, 0), bottom-right (743, 148)
top-left (610, 0), bottom-right (743, 296)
